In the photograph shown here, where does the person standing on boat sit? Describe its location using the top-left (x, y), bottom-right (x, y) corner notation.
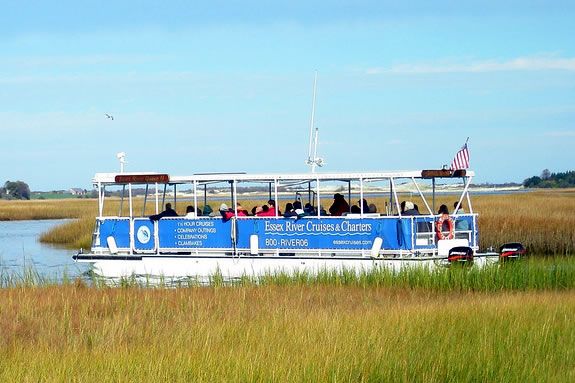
top-left (149, 203), bottom-right (179, 221)
top-left (329, 193), bottom-right (350, 216)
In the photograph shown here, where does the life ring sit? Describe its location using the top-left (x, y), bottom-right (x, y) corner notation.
top-left (436, 215), bottom-right (454, 240)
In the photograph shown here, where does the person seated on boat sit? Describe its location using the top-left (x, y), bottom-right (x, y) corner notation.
top-left (235, 202), bottom-right (248, 217)
top-left (368, 203), bottom-right (377, 213)
top-left (251, 206), bottom-right (258, 216)
top-left (453, 201), bottom-right (465, 214)
top-left (283, 202), bottom-right (294, 216)
top-left (284, 201), bottom-right (305, 218)
top-left (402, 201), bottom-right (420, 216)
top-left (267, 199), bottom-right (280, 215)
top-left (255, 204), bottom-right (272, 217)
top-left (202, 205), bottom-right (213, 217)
top-left (329, 193), bottom-right (350, 216)
top-left (358, 199), bottom-right (370, 213)
top-left (398, 201), bottom-right (406, 215)
top-left (453, 201), bottom-right (469, 231)
top-left (304, 203), bottom-right (316, 215)
top-left (219, 203), bottom-right (235, 220)
top-left (435, 204), bottom-right (455, 240)
top-left (414, 204), bottom-right (420, 214)
top-left (185, 205), bottom-right (197, 218)
top-left (259, 204), bottom-right (277, 217)
top-left (149, 203), bottom-right (179, 221)
top-left (350, 205), bottom-right (361, 214)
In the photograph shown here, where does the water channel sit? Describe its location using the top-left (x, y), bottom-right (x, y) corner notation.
top-left (0, 219), bottom-right (90, 281)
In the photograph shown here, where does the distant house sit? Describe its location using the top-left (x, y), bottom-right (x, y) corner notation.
top-left (69, 188), bottom-right (87, 196)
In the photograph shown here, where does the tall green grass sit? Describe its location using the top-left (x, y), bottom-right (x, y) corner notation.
top-left (0, 282), bottom-right (574, 381)
top-left (3, 257), bottom-right (574, 293)
top-left (213, 256), bottom-right (575, 292)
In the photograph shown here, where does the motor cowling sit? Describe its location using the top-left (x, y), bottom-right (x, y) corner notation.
top-left (499, 242), bottom-right (526, 261)
top-left (448, 246), bottom-right (474, 264)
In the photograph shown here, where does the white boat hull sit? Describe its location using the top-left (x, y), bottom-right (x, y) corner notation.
top-left (76, 253), bottom-right (500, 280)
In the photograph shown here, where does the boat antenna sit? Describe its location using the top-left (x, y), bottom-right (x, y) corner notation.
top-left (116, 152), bottom-right (126, 173)
top-left (305, 71), bottom-right (325, 173)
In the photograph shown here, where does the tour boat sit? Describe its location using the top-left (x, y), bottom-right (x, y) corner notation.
top-left (73, 169), bottom-right (518, 280)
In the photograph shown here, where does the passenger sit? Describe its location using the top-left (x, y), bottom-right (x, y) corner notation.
top-left (403, 201), bottom-right (420, 216)
top-left (399, 201), bottom-right (406, 215)
top-left (293, 200), bottom-right (305, 216)
top-left (368, 203), bottom-right (377, 213)
top-left (358, 199), bottom-right (370, 213)
top-left (453, 201), bottom-right (465, 214)
top-left (304, 203), bottom-right (316, 215)
top-left (202, 205), bottom-right (213, 217)
top-left (329, 193), bottom-right (350, 216)
top-left (350, 205), bottom-right (361, 214)
top-left (251, 206), bottom-right (258, 216)
top-left (184, 205), bottom-right (196, 218)
top-left (284, 202), bottom-right (294, 215)
top-left (235, 202), bottom-right (248, 216)
top-left (267, 199), bottom-right (280, 215)
top-left (436, 204), bottom-right (454, 240)
top-left (453, 201), bottom-right (469, 231)
top-left (257, 204), bottom-right (275, 217)
top-left (438, 204), bottom-right (449, 216)
top-left (284, 201), bottom-right (305, 218)
top-left (149, 203), bottom-right (178, 221)
top-left (219, 203), bottom-right (234, 220)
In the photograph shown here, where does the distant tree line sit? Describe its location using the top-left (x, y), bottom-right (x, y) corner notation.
top-left (0, 180), bottom-right (31, 200)
top-left (523, 169), bottom-right (575, 188)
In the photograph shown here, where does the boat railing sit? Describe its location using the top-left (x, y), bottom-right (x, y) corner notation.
top-left (92, 213), bottom-right (478, 256)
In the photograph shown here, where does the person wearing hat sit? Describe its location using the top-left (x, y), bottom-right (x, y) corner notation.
top-left (219, 203), bottom-right (234, 220)
top-left (329, 193), bottom-right (350, 216)
top-left (402, 201), bottom-right (419, 216)
top-left (202, 205), bottom-right (214, 216)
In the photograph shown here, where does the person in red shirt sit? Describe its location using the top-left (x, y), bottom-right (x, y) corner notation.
top-left (256, 204), bottom-right (276, 217)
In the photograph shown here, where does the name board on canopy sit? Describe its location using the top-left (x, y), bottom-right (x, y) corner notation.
top-left (114, 174), bottom-right (170, 184)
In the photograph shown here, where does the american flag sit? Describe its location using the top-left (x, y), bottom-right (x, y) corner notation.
top-left (450, 142), bottom-right (470, 170)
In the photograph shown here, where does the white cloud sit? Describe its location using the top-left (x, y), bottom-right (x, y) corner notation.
top-left (367, 56), bottom-right (575, 75)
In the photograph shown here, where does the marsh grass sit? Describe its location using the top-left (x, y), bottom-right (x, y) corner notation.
top-left (0, 280), bottom-right (574, 381)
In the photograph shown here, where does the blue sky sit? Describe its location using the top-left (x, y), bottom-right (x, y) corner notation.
top-left (1, 1), bottom-right (574, 190)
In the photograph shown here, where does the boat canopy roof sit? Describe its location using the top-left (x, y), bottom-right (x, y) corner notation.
top-left (93, 169), bottom-right (473, 185)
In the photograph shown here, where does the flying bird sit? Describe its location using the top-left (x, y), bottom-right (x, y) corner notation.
top-left (105, 114), bottom-right (114, 120)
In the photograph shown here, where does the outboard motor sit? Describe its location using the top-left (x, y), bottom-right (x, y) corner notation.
top-left (448, 246), bottom-right (474, 264)
top-left (499, 242), bottom-right (526, 261)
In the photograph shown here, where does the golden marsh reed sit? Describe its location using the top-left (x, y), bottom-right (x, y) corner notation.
top-left (0, 285), bottom-right (574, 381)
top-left (2, 189), bottom-right (575, 254)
